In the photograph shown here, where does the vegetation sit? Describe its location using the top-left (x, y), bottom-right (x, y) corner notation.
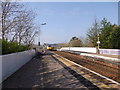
top-left (57, 37), bottom-right (82, 48)
top-left (57, 18), bottom-right (119, 49)
top-left (87, 18), bottom-right (120, 49)
top-left (64, 18), bottom-right (120, 49)
top-left (79, 37), bottom-right (93, 47)
top-left (87, 19), bottom-right (100, 47)
top-left (1, 0), bottom-right (38, 45)
top-left (69, 37), bottom-right (82, 47)
top-left (1, 39), bottom-right (30, 55)
top-left (1, 0), bottom-right (38, 55)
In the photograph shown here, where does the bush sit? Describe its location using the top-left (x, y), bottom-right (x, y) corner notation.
top-left (1, 39), bottom-right (30, 55)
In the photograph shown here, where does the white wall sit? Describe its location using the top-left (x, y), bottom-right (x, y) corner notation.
top-left (60, 47), bottom-right (97, 53)
top-left (59, 47), bottom-right (120, 55)
top-left (0, 50), bottom-right (35, 83)
top-left (0, 55), bottom-right (2, 85)
top-left (99, 49), bottom-right (120, 55)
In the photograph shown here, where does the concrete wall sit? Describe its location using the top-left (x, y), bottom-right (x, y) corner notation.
top-left (0, 55), bottom-right (2, 85)
top-left (60, 47), bottom-right (97, 53)
top-left (99, 49), bottom-right (120, 55)
top-left (0, 49), bottom-right (35, 83)
top-left (59, 47), bottom-right (120, 55)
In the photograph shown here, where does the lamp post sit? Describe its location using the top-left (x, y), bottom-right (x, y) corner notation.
top-left (97, 30), bottom-right (100, 54)
top-left (38, 23), bottom-right (46, 46)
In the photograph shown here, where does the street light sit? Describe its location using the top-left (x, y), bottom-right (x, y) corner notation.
top-left (97, 30), bottom-right (100, 54)
top-left (38, 23), bottom-right (46, 46)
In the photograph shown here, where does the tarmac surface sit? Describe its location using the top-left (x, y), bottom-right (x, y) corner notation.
top-left (2, 52), bottom-right (90, 89)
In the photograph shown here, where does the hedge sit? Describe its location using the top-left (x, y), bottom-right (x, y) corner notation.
top-left (1, 39), bottom-right (30, 55)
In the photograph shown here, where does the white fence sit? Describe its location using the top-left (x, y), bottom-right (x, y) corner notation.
top-left (99, 49), bottom-right (120, 55)
top-left (60, 47), bottom-right (97, 53)
top-left (0, 49), bottom-right (35, 83)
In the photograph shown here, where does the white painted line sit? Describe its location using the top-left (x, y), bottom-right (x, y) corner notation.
top-left (80, 53), bottom-right (119, 61)
top-left (55, 54), bottom-right (120, 86)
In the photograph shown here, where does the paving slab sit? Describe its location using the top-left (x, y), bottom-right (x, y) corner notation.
top-left (2, 52), bottom-right (88, 89)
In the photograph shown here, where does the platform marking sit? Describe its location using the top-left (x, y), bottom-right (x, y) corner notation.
top-left (53, 55), bottom-right (109, 88)
top-left (52, 52), bottom-right (120, 88)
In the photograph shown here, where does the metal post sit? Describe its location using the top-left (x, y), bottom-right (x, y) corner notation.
top-left (38, 26), bottom-right (41, 46)
top-left (98, 35), bottom-right (99, 49)
top-left (97, 30), bottom-right (100, 54)
top-left (38, 23), bottom-right (46, 46)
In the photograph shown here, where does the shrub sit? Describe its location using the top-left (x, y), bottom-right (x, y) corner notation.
top-left (2, 39), bottom-right (30, 55)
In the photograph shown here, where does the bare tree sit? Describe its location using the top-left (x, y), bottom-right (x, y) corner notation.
top-left (79, 36), bottom-right (94, 47)
top-left (87, 19), bottom-right (100, 47)
top-left (1, 1), bottom-right (23, 40)
top-left (1, 0), bottom-right (37, 45)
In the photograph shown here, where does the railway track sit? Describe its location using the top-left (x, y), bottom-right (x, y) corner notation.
top-left (52, 51), bottom-right (120, 83)
top-left (64, 50), bottom-right (120, 66)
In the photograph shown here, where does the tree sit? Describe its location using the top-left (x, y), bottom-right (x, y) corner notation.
top-left (1, 0), bottom-right (37, 45)
top-left (110, 25), bottom-right (120, 49)
top-left (69, 36), bottom-right (82, 47)
top-left (99, 18), bottom-right (113, 49)
top-left (87, 17), bottom-right (120, 49)
top-left (1, 1), bottom-right (24, 40)
top-left (87, 19), bottom-right (100, 47)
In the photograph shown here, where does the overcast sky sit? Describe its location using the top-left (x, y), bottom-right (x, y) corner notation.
top-left (24, 2), bottom-right (118, 45)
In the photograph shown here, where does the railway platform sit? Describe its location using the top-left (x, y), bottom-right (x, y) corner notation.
top-left (64, 50), bottom-right (119, 62)
top-left (80, 53), bottom-right (119, 61)
top-left (2, 51), bottom-right (120, 89)
top-left (2, 52), bottom-right (88, 89)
